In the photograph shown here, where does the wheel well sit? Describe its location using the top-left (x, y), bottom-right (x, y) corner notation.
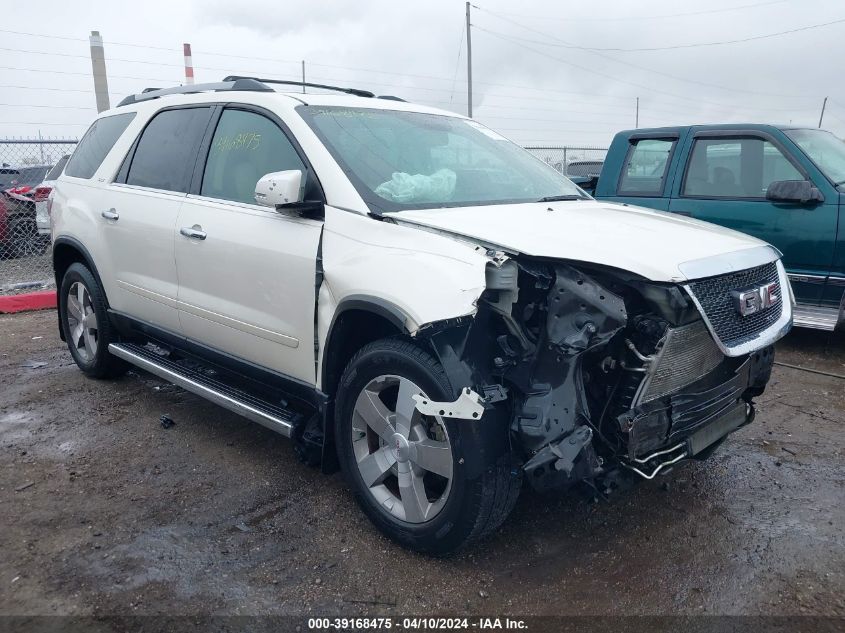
top-left (52, 241), bottom-right (103, 342)
top-left (53, 242), bottom-right (90, 289)
top-left (322, 308), bottom-right (403, 399)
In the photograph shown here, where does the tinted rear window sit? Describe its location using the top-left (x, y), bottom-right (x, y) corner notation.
top-left (65, 113), bottom-right (136, 179)
top-left (46, 155), bottom-right (70, 181)
top-left (126, 108), bottom-right (211, 193)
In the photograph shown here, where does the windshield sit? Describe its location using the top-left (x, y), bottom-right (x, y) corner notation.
top-left (298, 106), bottom-right (587, 212)
top-left (785, 128), bottom-right (845, 186)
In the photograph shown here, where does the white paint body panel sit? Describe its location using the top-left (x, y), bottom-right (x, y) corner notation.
top-left (394, 200), bottom-right (770, 283)
top-left (175, 196), bottom-right (323, 383)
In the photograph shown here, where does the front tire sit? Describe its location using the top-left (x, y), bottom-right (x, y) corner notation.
top-left (59, 262), bottom-right (127, 378)
top-left (335, 338), bottom-right (521, 554)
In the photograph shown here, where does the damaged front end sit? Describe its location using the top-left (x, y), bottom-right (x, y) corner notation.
top-left (421, 255), bottom-right (777, 491)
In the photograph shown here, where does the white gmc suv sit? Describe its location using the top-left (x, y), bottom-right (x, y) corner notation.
top-left (50, 77), bottom-right (793, 554)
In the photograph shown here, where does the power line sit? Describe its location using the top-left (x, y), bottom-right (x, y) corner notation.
top-left (475, 15), bottom-right (845, 52)
top-left (474, 8), bottom-right (818, 99)
top-left (449, 24), bottom-right (465, 105)
top-left (4, 26), bottom-right (813, 110)
top-left (0, 121), bottom-right (89, 126)
top-left (473, 1), bottom-right (789, 22)
top-left (0, 84), bottom-right (127, 97)
top-left (0, 102), bottom-right (95, 110)
top-left (0, 65), bottom-right (180, 84)
top-left (0, 46), bottom-right (188, 69)
top-left (472, 28), bottom-right (818, 112)
top-left (0, 28), bottom-right (178, 52)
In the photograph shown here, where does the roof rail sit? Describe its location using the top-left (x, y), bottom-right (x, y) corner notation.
top-left (116, 78), bottom-right (273, 107)
top-left (117, 76), bottom-right (406, 109)
top-left (222, 76), bottom-right (376, 98)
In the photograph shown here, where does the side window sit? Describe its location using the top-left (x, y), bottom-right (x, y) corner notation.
top-left (617, 138), bottom-right (675, 196)
top-left (65, 112), bottom-right (135, 179)
top-left (126, 108), bottom-right (211, 193)
top-left (201, 109), bottom-right (305, 205)
top-left (682, 137), bottom-right (803, 199)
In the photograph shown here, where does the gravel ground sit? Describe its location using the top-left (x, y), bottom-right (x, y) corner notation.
top-left (1, 310), bottom-right (843, 619)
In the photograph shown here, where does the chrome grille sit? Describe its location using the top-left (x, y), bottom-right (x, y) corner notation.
top-left (639, 320), bottom-right (724, 403)
top-left (686, 262), bottom-right (782, 348)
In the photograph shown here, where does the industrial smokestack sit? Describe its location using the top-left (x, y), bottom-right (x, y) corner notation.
top-left (89, 31), bottom-right (111, 113)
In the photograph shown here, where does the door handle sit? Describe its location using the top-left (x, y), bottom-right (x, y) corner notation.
top-left (101, 209), bottom-right (119, 220)
top-left (180, 225), bottom-right (207, 240)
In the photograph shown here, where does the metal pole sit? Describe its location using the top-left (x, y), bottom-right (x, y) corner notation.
top-left (466, 1), bottom-right (473, 118)
top-left (302, 60), bottom-right (306, 93)
top-left (636, 97), bottom-right (639, 128)
top-left (819, 96), bottom-right (828, 128)
top-left (88, 31), bottom-right (110, 113)
top-left (38, 130), bottom-right (44, 164)
top-left (183, 43), bottom-right (194, 85)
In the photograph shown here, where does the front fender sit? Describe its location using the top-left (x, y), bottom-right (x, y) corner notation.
top-left (320, 206), bottom-right (491, 335)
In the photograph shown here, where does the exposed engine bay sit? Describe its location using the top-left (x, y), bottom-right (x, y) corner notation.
top-left (421, 255), bottom-right (775, 491)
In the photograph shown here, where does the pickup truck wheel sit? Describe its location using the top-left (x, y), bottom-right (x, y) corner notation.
top-left (335, 338), bottom-right (521, 555)
top-left (59, 262), bottom-right (127, 379)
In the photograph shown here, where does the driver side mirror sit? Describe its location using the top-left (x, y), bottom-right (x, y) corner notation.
top-left (766, 179), bottom-right (824, 204)
top-left (254, 170), bottom-right (304, 208)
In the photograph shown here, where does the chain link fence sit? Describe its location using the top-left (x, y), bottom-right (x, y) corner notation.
top-left (1, 138), bottom-right (77, 296)
top-left (524, 146), bottom-right (608, 178)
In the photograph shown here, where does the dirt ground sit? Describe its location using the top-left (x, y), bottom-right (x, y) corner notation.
top-left (1, 309), bottom-right (843, 619)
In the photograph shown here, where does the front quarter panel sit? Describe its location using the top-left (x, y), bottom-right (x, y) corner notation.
top-left (319, 205), bottom-right (491, 366)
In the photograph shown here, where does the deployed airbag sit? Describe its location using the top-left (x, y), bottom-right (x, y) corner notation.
top-left (375, 168), bottom-right (456, 203)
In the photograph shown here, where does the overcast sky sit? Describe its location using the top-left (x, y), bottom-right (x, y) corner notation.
top-left (2, 0), bottom-right (844, 150)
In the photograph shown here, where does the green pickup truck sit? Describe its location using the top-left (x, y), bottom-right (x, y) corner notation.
top-left (584, 124), bottom-right (845, 331)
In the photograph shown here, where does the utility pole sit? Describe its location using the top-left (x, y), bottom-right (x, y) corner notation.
top-left (466, 1), bottom-right (473, 118)
top-left (302, 60), bottom-right (306, 93)
top-left (183, 43), bottom-right (194, 85)
top-left (88, 31), bottom-right (110, 113)
top-left (635, 97), bottom-right (639, 129)
top-left (819, 96), bottom-right (828, 128)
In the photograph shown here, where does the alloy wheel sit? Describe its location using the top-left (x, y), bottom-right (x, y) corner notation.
top-left (66, 281), bottom-right (98, 362)
top-left (351, 374), bottom-right (453, 524)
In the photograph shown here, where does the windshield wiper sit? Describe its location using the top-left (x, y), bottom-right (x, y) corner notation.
top-left (834, 179), bottom-right (845, 186)
top-left (536, 194), bottom-right (584, 202)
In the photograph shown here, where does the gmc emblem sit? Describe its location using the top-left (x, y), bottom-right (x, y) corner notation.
top-left (732, 283), bottom-right (779, 317)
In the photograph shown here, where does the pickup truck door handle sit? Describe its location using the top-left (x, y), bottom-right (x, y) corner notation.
top-left (101, 209), bottom-right (119, 220)
top-left (180, 225), bottom-right (207, 240)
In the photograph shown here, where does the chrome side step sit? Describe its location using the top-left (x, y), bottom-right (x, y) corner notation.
top-left (793, 304), bottom-right (840, 331)
top-left (108, 342), bottom-right (299, 437)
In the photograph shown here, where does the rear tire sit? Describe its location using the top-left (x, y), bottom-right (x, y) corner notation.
top-left (335, 337), bottom-right (521, 555)
top-left (59, 262), bottom-right (127, 379)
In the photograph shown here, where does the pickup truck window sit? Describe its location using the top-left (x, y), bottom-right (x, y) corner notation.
top-left (785, 128), bottom-right (845, 186)
top-left (618, 139), bottom-right (674, 196)
top-left (298, 106), bottom-right (586, 212)
top-left (682, 137), bottom-right (802, 199)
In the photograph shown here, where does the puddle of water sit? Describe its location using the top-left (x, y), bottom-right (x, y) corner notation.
top-left (0, 410), bottom-right (34, 442)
